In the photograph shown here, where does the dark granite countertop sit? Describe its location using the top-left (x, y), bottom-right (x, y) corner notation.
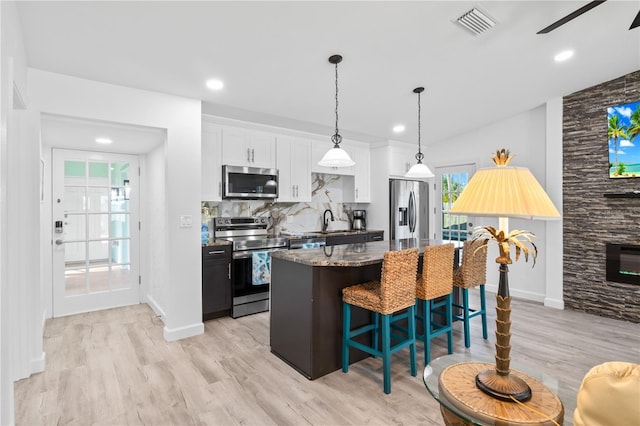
top-left (280, 229), bottom-right (384, 238)
top-left (271, 239), bottom-right (457, 267)
top-left (202, 239), bottom-right (233, 247)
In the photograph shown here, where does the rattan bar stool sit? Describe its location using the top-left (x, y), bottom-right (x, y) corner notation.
top-left (452, 238), bottom-right (488, 348)
top-left (415, 243), bottom-right (455, 365)
top-left (341, 248), bottom-right (419, 394)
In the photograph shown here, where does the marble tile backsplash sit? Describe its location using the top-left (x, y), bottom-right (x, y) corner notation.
top-left (202, 173), bottom-right (363, 239)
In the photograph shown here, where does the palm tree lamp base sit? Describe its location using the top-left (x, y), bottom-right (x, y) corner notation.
top-left (475, 370), bottom-right (532, 402)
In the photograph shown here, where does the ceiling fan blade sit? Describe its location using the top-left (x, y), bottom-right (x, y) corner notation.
top-left (630, 9), bottom-right (640, 29)
top-left (537, 0), bottom-right (607, 34)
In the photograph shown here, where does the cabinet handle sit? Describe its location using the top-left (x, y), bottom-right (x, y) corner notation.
top-left (356, 188), bottom-right (359, 199)
top-left (208, 250), bottom-right (225, 255)
top-left (295, 185), bottom-right (298, 197)
top-left (247, 148), bottom-right (251, 162)
top-left (251, 148), bottom-right (255, 163)
top-left (228, 263), bottom-right (231, 279)
top-left (218, 181), bottom-right (222, 196)
top-left (292, 185), bottom-right (295, 197)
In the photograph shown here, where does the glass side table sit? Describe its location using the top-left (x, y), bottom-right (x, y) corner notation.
top-left (424, 353), bottom-right (573, 425)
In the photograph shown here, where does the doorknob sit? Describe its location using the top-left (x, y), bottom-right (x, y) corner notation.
top-left (55, 239), bottom-right (64, 245)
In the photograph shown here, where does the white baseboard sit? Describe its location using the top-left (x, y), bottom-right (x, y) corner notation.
top-left (544, 297), bottom-right (564, 310)
top-left (145, 295), bottom-right (166, 324)
top-left (163, 322), bottom-right (204, 342)
top-left (30, 352), bottom-right (46, 374)
top-left (484, 283), bottom-right (546, 303)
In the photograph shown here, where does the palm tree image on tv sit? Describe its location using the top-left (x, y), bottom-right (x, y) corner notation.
top-left (608, 100), bottom-right (640, 178)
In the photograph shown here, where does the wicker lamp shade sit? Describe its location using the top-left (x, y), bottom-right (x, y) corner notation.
top-left (449, 166), bottom-right (560, 220)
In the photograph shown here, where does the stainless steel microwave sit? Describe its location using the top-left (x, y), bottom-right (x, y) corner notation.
top-left (222, 165), bottom-right (278, 200)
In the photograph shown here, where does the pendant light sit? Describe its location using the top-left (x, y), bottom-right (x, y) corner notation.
top-left (318, 54), bottom-right (355, 168)
top-left (405, 87), bottom-right (434, 179)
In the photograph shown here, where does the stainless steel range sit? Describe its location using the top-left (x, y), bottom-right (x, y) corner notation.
top-left (213, 217), bottom-right (288, 318)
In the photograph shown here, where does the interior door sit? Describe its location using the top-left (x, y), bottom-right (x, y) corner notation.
top-left (52, 149), bottom-right (140, 317)
top-left (435, 164), bottom-right (476, 243)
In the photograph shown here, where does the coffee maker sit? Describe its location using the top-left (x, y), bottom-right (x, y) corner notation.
top-left (352, 210), bottom-right (367, 231)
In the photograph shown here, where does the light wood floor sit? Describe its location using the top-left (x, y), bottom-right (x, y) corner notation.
top-left (15, 292), bottom-right (640, 426)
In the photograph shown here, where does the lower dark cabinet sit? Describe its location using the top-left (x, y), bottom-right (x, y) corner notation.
top-left (367, 231), bottom-right (384, 242)
top-left (325, 233), bottom-right (367, 246)
top-left (202, 245), bottom-right (232, 320)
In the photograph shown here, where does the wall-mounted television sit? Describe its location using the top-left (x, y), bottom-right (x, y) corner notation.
top-left (608, 100), bottom-right (640, 178)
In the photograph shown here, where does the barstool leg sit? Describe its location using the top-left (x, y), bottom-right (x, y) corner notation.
top-left (373, 312), bottom-right (380, 356)
top-left (408, 305), bottom-right (417, 377)
top-left (382, 314), bottom-right (392, 394)
top-left (480, 284), bottom-right (488, 339)
top-left (445, 293), bottom-right (453, 355)
top-left (463, 288), bottom-right (471, 348)
top-left (342, 301), bottom-right (350, 373)
top-left (424, 299), bottom-right (432, 365)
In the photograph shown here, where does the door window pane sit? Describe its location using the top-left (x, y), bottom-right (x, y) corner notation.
top-left (88, 162), bottom-right (109, 185)
top-left (110, 162), bottom-right (130, 185)
top-left (87, 187), bottom-right (109, 213)
top-left (65, 266), bottom-right (87, 296)
top-left (63, 186), bottom-right (86, 212)
top-left (64, 160), bottom-right (85, 183)
top-left (88, 266), bottom-right (109, 293)
top-left (111, 239), bottom-right (130, 264)
top-left (110, 214), bottom-right (130, 239)
top-left (88, 214), bottom-right (109, 240)
top-left (64, 241), bottom-right (86, 264)
top-left (88, 241), bottom-right (109, 264)
top-left (111, 264), bottom-right (131, 290)
top-left (64, 214), bottom-right (86, 241)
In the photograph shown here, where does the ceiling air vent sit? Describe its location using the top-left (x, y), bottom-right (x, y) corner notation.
top-left (455, 7), bottom-right (496, 35)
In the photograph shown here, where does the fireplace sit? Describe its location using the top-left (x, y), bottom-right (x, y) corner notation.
top-left (606, 243), bottom-right (640, 285)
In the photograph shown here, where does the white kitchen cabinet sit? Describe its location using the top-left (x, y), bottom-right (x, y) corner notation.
top-left (202, 122), bottom-right (223, 201)
top-left (340, 143), bottom-right (370, 203)
top-left (352, 145), bottom-right (371, 203)
top-left (276, 136), bottom-right (311, 202)
top-left (311, 143), bottom-right (355, 176)
top-left (221, 126), bottom-right (276, 169)
top-left (389, 143), bottom-right (417, 177)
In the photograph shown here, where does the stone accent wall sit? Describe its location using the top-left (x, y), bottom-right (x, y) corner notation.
top-left (563, 70), bottom-right (640, 323)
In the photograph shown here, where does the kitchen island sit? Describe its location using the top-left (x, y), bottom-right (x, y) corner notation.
top-left (270, 239), bottom-right (455, 380)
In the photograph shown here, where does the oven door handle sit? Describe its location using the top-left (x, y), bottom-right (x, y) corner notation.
top-left (233, 247), bottom-right (288, 259)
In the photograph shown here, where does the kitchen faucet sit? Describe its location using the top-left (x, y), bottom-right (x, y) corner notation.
top-left (322, 209), bottom-right (335, 232)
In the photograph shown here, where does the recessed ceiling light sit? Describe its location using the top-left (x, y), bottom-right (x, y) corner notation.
top-left (554, 50), bottom-right (574, 62)
top-left (95, 137), bottom-right (112, 144)
top-left (206, 79), bottom-right (224, 90)
top-left (393, 124), bottom-right (406, 133)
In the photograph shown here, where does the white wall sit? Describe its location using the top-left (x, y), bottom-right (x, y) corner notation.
top-left (428, 105), bottom-right (563, 305)
top-left (143, 143), bottom-right (169, 317)
top-left (2, 2), bottom-right (46, 423)
top-left (28, 69), bottom-right (203, 341)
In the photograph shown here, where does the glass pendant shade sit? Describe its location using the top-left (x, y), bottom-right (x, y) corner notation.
top-left (318, 145), bottom-right (355, 167)
top-left (405, 161), bottom-right (434, 178)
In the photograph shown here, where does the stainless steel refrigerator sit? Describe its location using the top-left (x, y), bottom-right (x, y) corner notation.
top-left (389, 179), bottom-right (429, 240)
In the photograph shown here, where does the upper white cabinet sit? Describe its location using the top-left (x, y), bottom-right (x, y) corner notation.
top-left (276, 136), bottom-right (311, 202)
top-left (222, 126), bottom-right (276, 169)
top-left (202, 122), bottom-right (223, 201)
top-left (351, 145), bottom-right (370, 203)
top-left (389, 143), bottom-right (417, 177)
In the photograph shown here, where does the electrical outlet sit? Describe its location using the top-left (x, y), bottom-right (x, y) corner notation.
top-left (179, 215), bottom-right (193, 228)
